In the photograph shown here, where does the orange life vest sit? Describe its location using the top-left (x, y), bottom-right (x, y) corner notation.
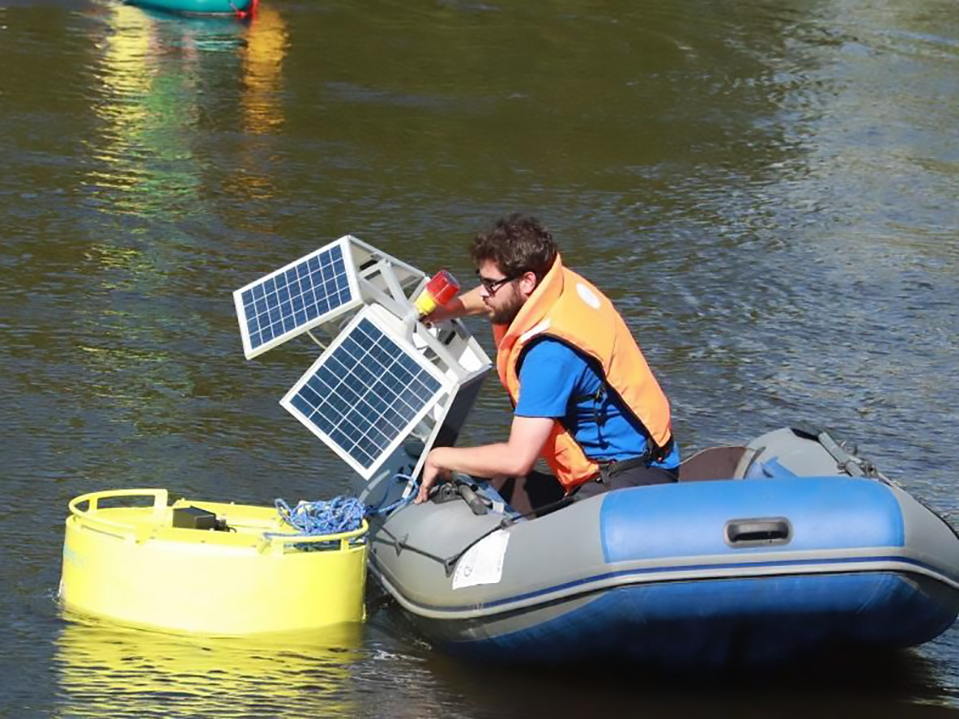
top-left (494, 254), bottom-right (673, 491)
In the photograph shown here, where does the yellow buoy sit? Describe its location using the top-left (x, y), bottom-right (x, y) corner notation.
top-left (60, 489), bottom-right (368, 635)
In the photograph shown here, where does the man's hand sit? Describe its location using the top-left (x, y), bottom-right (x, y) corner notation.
top-left (412, 418), bottom-right (554, 504)
top-left (421, 286), bottom-right (487, 326)
top-left (415, 449), bottom-right (450, 504)
top-left (420, 298), bottom-right (462, 327)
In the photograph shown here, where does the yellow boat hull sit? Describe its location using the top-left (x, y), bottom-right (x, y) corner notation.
top-left (60, 489), bottom-right (368, 635)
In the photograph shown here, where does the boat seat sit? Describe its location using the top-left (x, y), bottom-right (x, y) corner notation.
top-left (678, 446), bottom-right (755, 482)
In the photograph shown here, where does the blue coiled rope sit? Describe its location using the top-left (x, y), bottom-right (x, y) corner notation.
top-left (275, 474), bottom-right (418, 537)
top-left (275, 496), bottom-right (367, 536)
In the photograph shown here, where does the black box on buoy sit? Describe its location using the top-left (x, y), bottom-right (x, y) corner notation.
top-left (172, 505), bottom-right (219, 531)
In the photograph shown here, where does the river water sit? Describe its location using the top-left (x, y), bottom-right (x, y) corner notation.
top-left (1, 0), bottom-right (958, 715)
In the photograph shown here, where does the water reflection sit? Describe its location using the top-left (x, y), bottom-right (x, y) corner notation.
top-left (428, 645), bottom-right (952, 719)
top-left (54, 614), bottom-right (363, 718)
top-left (68, 3), bottom-right (291, 490)
top-left (231, 4), bottom-right (290, 208)
top-left (85, 2), bottom-right (289, 229)
top-left (86, 4), bottom-right (248, 218)
top-left (241, 4), bottom-right (288, 137)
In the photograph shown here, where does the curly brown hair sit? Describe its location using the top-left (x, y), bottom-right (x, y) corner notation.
top-left (470, 214), bottom-right (558, 283)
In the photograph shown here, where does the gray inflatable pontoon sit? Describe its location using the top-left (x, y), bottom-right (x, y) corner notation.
top-left (356, 427), bottom-right (959, 668)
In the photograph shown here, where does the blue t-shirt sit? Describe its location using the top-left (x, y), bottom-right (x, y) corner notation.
top-left (515, 338), bottom-right (679, 470)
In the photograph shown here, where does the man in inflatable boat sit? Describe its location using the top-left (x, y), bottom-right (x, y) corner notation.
top-left (415, 214), bottom-right (680, 514)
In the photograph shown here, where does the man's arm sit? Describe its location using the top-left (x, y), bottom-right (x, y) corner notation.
top-left (422, 285), bottom-right (487, 323)
top-left (414, 415), bottom-right (555, 503)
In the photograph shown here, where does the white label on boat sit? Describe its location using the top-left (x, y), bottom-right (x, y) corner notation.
top-left (452, 529), bottom-right (510, 590)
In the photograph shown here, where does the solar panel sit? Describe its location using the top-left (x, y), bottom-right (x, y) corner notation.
top-left (233, 238), bottom-right (361, 359)
top-left (281, 309), bottom-right (448, 479)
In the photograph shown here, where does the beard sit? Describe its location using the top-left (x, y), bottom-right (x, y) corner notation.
top-left (487, 290), bottom-right (525, 326)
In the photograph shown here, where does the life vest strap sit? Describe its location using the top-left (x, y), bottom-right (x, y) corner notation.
top-left (596, 436), bottom-right (675, 482)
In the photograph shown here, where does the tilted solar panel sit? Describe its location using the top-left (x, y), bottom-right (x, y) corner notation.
top-left (233, 238), bottom-right (361, 359)
top-left (281, 309), bottom-right (447, 478)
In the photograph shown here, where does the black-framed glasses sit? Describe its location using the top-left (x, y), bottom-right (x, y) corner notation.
top-left (476, 270), bottom-right (520, 296)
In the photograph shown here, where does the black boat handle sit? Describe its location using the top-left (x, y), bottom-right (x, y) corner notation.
top-left (725, 517), bottom-right (792, 547)
top-left (457, 483), bottom-right (489, 516)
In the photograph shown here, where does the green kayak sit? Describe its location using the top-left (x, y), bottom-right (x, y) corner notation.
top-left (124, 0), bottom-right (256, 17)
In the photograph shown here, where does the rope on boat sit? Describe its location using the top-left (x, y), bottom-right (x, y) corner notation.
top-left (364, 473), bottom-right (418, 517)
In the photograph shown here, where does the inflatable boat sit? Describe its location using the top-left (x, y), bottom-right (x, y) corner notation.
top-left (357, 427), bottom-right (959, 668)
top-left (123, 0), bottom-right (256, 18)
top-left (226, 238), bottom-right (958, 667)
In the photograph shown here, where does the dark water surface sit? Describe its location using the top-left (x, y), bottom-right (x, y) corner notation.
top-left (2, 0), bottom-right (958, 715)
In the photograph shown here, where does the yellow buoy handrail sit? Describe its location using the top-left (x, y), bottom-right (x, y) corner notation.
top-left (68, 489), bottom-right (368, 551)
top-left (263, 519), bottom-right (369, 552)
top-left (68, 488), bottom-right (169, 535)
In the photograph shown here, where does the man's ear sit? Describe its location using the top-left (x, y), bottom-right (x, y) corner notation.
top-left (518, 270), bottom-right (538, 297)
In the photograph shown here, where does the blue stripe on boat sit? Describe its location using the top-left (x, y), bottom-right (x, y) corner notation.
top-left (445, 572), bottom-right (957, 666)
top-left (601, 477), bottom-right (904, 562)
top-left (373, 553), bottom-right (952, 614)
